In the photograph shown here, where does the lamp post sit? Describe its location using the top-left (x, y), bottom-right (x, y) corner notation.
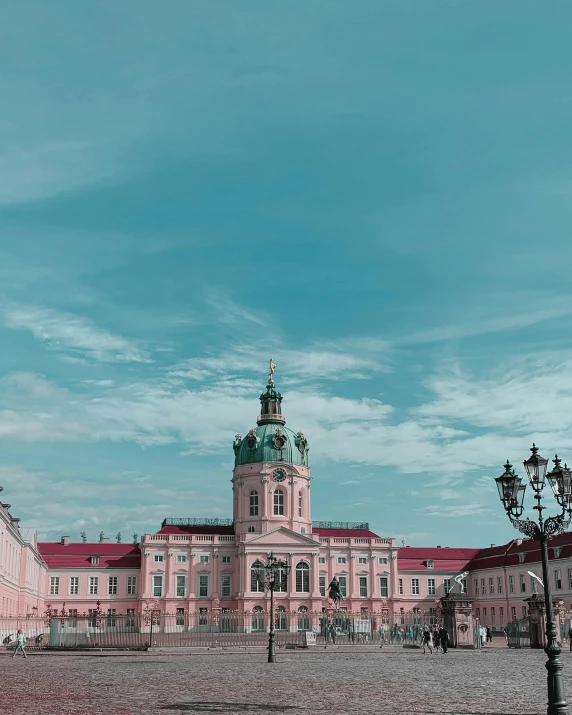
top-left (495, 444), bottom-right (572, 715)
top-left (256, 553), bottom-right (291, 663)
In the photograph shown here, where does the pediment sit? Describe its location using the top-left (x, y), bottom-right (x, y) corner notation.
top-left (245, 527), bottom-right (320, 547)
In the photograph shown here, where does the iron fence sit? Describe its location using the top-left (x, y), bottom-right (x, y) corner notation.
top-left (506, 617), bottom-right (531, 648)
top-left (0, 617), bottom-right (50, 651)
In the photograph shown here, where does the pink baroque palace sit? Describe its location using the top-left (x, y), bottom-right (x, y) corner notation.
top-left (4, 364), bottom-right (572, 634)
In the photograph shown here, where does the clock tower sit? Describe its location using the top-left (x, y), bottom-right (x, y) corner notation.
top-left (231, 362), bottom-right (311, 536)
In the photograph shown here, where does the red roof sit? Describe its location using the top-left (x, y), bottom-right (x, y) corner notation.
top-left (38, 542), bottom-right (141, 569)
top-left (312, 528), bottom-right (381, 538)
top-left (157, 525), bottom-right (235, 535)
top-left (467, 532), bottom-right (572, 571)
top-left (398, 547), bottom-right (479, 572)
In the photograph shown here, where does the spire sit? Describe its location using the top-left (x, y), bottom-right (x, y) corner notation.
top-left (257, 360), bottom-right (285, 425)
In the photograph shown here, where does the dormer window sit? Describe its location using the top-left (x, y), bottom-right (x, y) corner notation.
top-left (90, 556), bottom-right (99, 566)
top-left (425, 560), bottom-right (434, 569)
top-left (554, 547), bottom-right (562, 558)
top-left (518, 553), bottom-right (526, 563)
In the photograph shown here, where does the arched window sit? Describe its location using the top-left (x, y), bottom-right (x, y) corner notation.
top-left (249, 490), bottom-right (259, 517)
top-left (275, 564), bottom-right (288, 593)
top-left (273, 489), bottom-right (285, 516)
top-left (252, 606), bottom-right (265, 631)
top-left (298, 492), bottom-right (303, 517)
top-left (295, 561), bottom-right (310, 592)
top-left (251, 561), bottom-right (265, 593)
top-left (297, 606), bottom-right (310, 631)
top-left (275, 606), bottom-right (288, 630)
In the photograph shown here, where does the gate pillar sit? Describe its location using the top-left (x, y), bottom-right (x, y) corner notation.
top-left (439, 593), bottom-right (475, 649)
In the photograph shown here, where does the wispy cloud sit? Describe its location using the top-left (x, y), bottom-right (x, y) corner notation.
top-left (416, 503), bottom-right (487, 518)
top-left (1, 305), bottom-right (153, 363)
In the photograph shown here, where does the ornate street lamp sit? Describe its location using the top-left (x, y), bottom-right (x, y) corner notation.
top-left (495, 445), bottom-right (572, 715)
top-left (255, 553), bottom-right (291, 663)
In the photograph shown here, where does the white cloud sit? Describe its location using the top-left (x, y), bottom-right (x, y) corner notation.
top-left (416, 503), bottom-right (487, 518)
top-left (1, 305), bottom-right (153, 363)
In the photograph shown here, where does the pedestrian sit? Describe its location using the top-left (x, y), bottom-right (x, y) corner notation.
top-left (486, 627), bottom-right (492, 643)
top-left (433, 625), bottom-right (441, 652)
top-left (422, 625), bottom-right (433, 654)
top-left (568, 626), bottom-right (572, 653)
top-left (12, 630), bottom-right (27, 659)
top-left (480, 625), bottom-right (486, 647)
top-left (438, 625), bottom-right (449, 654)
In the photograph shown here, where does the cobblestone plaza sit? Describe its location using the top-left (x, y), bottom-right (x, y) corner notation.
top-left (3, 648), bottom-right (570, 715)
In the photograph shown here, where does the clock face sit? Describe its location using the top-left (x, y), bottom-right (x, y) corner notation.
top-left (273, 468), bottom-right (287, 483)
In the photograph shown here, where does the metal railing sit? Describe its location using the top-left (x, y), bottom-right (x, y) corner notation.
top-left (0, 617), bottom-right (50, 651)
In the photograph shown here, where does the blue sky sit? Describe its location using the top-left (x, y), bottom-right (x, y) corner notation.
top-left (1, 0), bottom-right (572, 547)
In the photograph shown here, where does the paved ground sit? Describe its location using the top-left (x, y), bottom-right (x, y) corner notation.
top-left (3, 648), bottom-right (571, 715)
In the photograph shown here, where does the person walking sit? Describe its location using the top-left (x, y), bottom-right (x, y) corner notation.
top-left (568, 626), bottom-right (572, 652)
top-left (486, 627), bottom-right (492, 643)
top-left (432, 625), bottom-right (441, 653)
top-left (438, 625), bottom-right (449, 654)
top-left (12, 630), bottom-right (27, 659)
top-left (422, 626), bottom-right (433, 654)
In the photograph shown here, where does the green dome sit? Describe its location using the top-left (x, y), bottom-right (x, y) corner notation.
top-left (233, 380), bottom-right (309, 467)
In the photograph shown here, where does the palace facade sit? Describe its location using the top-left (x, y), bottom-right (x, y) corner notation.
top-left (2, 370), bottom-right (572, 631)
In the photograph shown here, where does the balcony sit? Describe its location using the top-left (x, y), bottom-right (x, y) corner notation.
top-left (142, 535), bottom-right (237, 545)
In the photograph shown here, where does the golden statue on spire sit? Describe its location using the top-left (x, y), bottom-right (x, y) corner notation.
top-left (268, 358), bottom-right (276, 385)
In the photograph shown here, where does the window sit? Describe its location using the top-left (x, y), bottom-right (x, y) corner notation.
top-left (298, 493), bottom-right (303, 517)
top-left (489, 577), bottom-right (494, 594)
top-left (127, 576), bottom-right (137, 595)
top-left (199, 555), bottom-right (209, 564)
top-left (275, 565), bottom-right (288, 592)
top-left (378, 557), bottom-right (388, 565)
top-left (483, 608), bottom-right (487, 618)
top-left (295, 562), bottom-right (310, 592)
top-left (319, 557), bottom-right (326, 564)
top-left (497, 576), bottom-right (503, 595)
top-left (554, 547), bottom-right (562, 558)
top-left (511, 606), bottom-right (516, 620)
top-left (153, 575), bottom-right (162, 598)
top-left (568, 568), bottom-right (572, 590)
top-left (499, 607), bottom-right (504, 625)
top-left (398, 578), bottom-right (403, 595)
top-left (126, 609), bottom-right (135, 627)
top-left (176, 575), bottom-right (186, 597)
top-left (154, 555), bottom-right (164, 563)
top-left (301, 527), bottom-right (306, 534)
top-left (337, 557), bottom-right (347, 565)
top-left (531, 574), bottom-right (538, 593)
top-left (319, 575), bottom-right (326, 597)
top-left (89, 576), bottom-right (99, 595)
top-left (69, 576), bottom-right (79, 595)
top-left (520, 574), bottom-right (526, 593)
top-left (509, 575), bottom-right (515, 593)
top-left (252, 606), bottom-right (265, 631)
top-left (522, 606), bottom-right (527, 618)
top-left (491, 607), bottom-right (496, 625)
top-left (90, 556), bottom-right (99, 566)
top-left (88, 609), bottom-right (97, 628)
top-left (275, 606), bottom-right (288, 630)
top-left (555, 568), bottom-right (562, 590)
top-left (199, 575), bottom-right (209, 598)
top-left (49, 576), bottom-right (60, 595)
top-left (426, 560), bottom-right (434, 569)
top-left (474, 578), bottom-right (478, 595)
top-left (476, 608), bottom-right (480, 619)
top-left (444, 579), bottom-right (452, 595)
top-left (338, 576), bottom-right (347, 597)
top-left (108, 576), bottom-right (118, 595)
top-left (380, 577), bottom-right (389, 598)
top-left (248, 527), bottom-right (256, 533)
top-left (68, 609), bottom-right (78, 627)
top-left (411, 578), bottom-right (420, 596)
top-left (273, 489), bottom-right (285, 516)
top-left (481, 578), bottom-right (486, 595)
top-left (427, 578), bottom-right (436, 596)
top-left (359, 576), bottom-right (368, 597)
top-left (518, 552), bottom-right (526, 563)
top-left (249, 490), bottom-right (259, 516)
top-left (461, 578), bottom-right (467, 594)
top-left (176, 555), bottom-right (187, 563)
top-left (107, 609), bottom-right (116, 627)
top-left (176, 608), bottom-right (185, 626)
top-left (251, 561), bottom-right (265, 592)
top-left (222, 556), bottom-right (231, 564)
top-left (358, 557), bottom-right (367, 565)
top-left (297, 606), bottom-right (310, 631)
top-left (221, 575), bottom-right (231, 598)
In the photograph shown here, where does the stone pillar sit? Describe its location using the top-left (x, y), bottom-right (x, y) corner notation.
top-left (439, 593), bottom-right (475, 649)
top-left (525, 595), bottom-right (563, 648)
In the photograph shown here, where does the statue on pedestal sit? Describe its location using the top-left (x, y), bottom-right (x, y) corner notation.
top-left (328, 576), bottom-right (344, 609)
